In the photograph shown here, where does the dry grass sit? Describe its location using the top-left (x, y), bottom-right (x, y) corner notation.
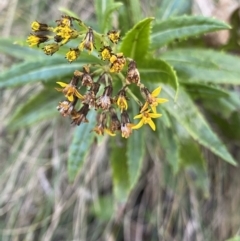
top-left (0, 0), bottom-right (240, 240)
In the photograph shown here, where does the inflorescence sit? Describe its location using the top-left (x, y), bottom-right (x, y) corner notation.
top-left (27, 15), bottom-right (168, 138)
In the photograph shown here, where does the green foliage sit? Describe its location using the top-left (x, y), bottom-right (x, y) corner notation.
top-left (120, 17), bottom-right (154, 61)
top-left (162, 48), bottom-right (240, 85)
top-left (151, 15), bottom-right (230, 49)
top-left (94, 0), bottom-right (123, 32)
top-left (0, 2), bottom-right (240, 238)
top-left (68, 111), bottom-right (97, 181)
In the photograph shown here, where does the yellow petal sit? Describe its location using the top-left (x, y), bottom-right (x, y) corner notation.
top-left (66, 94), bottom-right (74, 102)
top-left (105, 129), bottom-right (116, 136)
top-left (56, 82), bottom-right (68, 87)
top-left (134, 113), bottom-right (143, 119)
top-left (75, 90), bottom-right (84, 99)
top-left (55, 87), bottom-right (63, 92)
top-left (140, 102), bottom-right (148, 113)
top-left (132, 119), bottom-right (144, 130)
top-left (157, 98), bottom-right (168, 104)
top-left (148, 119), bottom-right (156, 131)
top-left (149, 113), bottom-right (162, 118)
top-left (151, 86), bottom-right (161, 97)
top-left (151, 105), bottom-right (157, 113)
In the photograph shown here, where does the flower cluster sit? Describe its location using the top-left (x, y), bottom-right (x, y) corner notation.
top-left (27, 15), bottom-right (168, 138)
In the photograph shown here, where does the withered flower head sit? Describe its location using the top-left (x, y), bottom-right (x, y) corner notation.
top-left (92, 112), bottom-right (107, 135)
top-left (79, 27), bottom-right (95, 53)
top-left (57, 100), bottom-right (74, 117)
top-left (126, 60), bottom-right (140, 85)
top-left (121, 111), bottom-right (134, 138)
top-left (90, 82), bottom-right (100, 95)
top-left (109, 107), bottom-right (121, 133)
top-left (97, 85), bottom-right (113, 110)
top-left (81, 66), bottom-right (93, 87)
top-left (71, 104), bottom-right (89, 125)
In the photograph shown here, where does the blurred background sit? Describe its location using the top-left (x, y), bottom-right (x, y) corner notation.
top-left (0, 0), bottom-right (240, 241)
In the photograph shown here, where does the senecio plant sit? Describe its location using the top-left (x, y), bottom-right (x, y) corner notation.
top-left (27, 15), bottom-right (168, 138)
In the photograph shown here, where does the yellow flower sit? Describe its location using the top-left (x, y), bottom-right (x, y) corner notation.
top-left (31, 21), bottom-right (49, 31)
top-left (116, 90), bottom-right (128, 112)
top-left (65, 48), bottom-right (80, 62)
top-left (132, 109), bottom-right (162, 131)
top-left (26, 34), bottom-right (49, 47)
top-left (56, 16), bottom-right (72, 27)
top-left (78, 28), bottom-right (95, 53)
top-left (141, 86), bottom-right (168, 113)
top-left (99, 46), bottom-right (112, 60)
top-left (43, 43), bottom-right (59, 55)
top-left (109, 53), bottom-right (126, 73)
top-left (107, 30), bottom-right (120, 44)
top-left (54, 26), bottom-right (78, 45)
top-left (55, 82), bottom-right (83, 102)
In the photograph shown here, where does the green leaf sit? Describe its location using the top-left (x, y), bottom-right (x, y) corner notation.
top-left (157, 121), bottom-right (180, 174)
top-left (162, 48), bottom-right (240, 85)
top-left (94, 0), bottom-right (123, 32)
top-left (203, 90), bottom-right (240, 118)
top-left (163, 86), bottom-right (237, 166)
top-left (90, 195), bottom-right (114, 221)
top-left (183, 82), bottom-right (229, 99)
top-left (0, 54), bottom-right (100, 88)
top-left (138, 58), bottom-right (179, 94)
top-left (120, 17), bottom-right (154, 61)
top-left (7, 88), bottom-right (60, 130)
top-left (0, 38), bottom-right (46, 61)
top-left (128, 0), bottom-right (142, 24)
top-left (127, 101), bottom-right (145, 190)
top-left (68, 111), bottom-right (97, 182)
top-left (179, 138), bottom-right (209, 197)
top-left (156, 0), bottom-right (192, 20)
top-left (151, 16), bottom-right (230, 49)
top-left (110, 140), bottom-right (130, 203)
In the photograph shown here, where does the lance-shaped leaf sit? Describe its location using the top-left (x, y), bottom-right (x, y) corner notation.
top-left (179, 137), bottom-right (209, 197)
top-left (110, 140), bottom-right (130, 203)
top-left (156, 0), bottom-right (192, 20)
top-left (7, 88), bottom-right (60, 130)
top-left (120, 17), bottom-right (154, 61)
top-left (127, 101), bottom-right (145, 190)
top-left (162, 85), bottom-right (237, 166)
top-left (151, 16), bottom-right (230, 49)
top-left (183, 82), bottom-right (229, 99)
top-left (0, 54), bottom-right (100, 88)
top-left (94, 0), bottom-right (123, 32)
top-left (138, 58), bottom-right (178, 94)
top-left (157, 121), bottom-right (180, 174)
top-left (162, 49), bottom-right (240, 85)
top-left (68, 111), bottom-right (97, 182)
top-left (0, 38), bottom-right (46, 61)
